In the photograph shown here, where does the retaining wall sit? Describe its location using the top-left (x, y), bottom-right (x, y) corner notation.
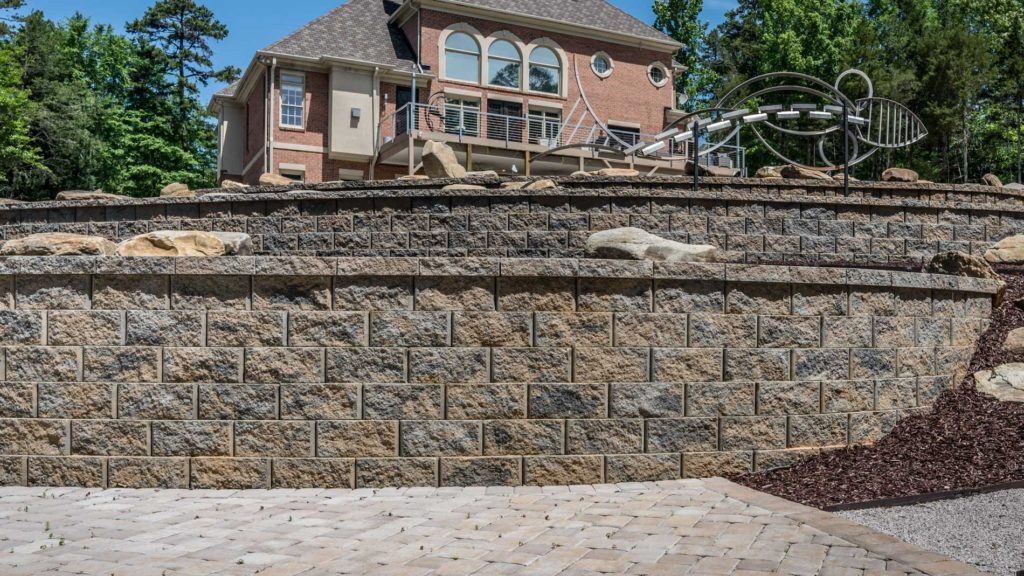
top-left (0, 256), bottom-right (999, 488)
top-left (2, 177), bottom-right (1022, 264)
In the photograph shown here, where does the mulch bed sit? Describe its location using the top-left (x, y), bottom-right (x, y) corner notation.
top-left (731, 270), bottom-right (1024, 509)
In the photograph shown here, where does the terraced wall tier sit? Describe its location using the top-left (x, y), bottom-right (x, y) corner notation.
top-left (0, 256), bottom-right (999, 489)
top-left (1, 177), bottom-right (1023, 263)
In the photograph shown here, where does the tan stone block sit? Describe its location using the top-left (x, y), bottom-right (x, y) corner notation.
top-left (875, 317), bottom-right (915, 347)
top-left (253, 276), bottom-right (331, 310)
top-left (190, 457), bottom-right (269, 489)
top-left (245, 347), bottom-right (322, 383)
top-left (614, 313), bottom-right (686, 347)
top-left (724, 349), bottom-right (790, 381)
top-left (235, 421), bottom-right (312, 457)
top-left (652, 348), bottom-right (723, 382)
top-left (27, 456), bottom-right (104, 487)
top-left (850, 410), bottom-right (901, 443)
top-left (578, 278), bottom-right (652, 312)
top-left (823, 380), bottom-right (874, 413)
top-left (38, 382), bottom-right (113, 419)
top-left (71, 420), bottom-right (147, 456)
top-left (758, 382), bottom-right (820, 415)
top-left (6, 346), bottom-right (80, 382)
top-left (790, 414), bottom-right (849, 448)
top-left (683, 451), bottom-right (752, 478)
top-left (492, 347), bottom-right (571, 383)
top-left (898, 347), bottom-right (936, 377)
top-left (529, 384), bottom-right (606, 419)
top-left (446, 384), bottom-right (526, 419)
top-left (823, 317), bottom-right (872, 348)
top-left (0, 419), bottom-right (67, 455)
top-left (0, 276), bottom-right (12, 310)
top-left (152, 421), bottom-right (231, 456)
top-left (606, 453), bottom-right (680, 483)
top-left (163, 347), bottom-right (241, 383)
top-left (759, 316), bottom-right (820, 348)
top-left (118, 383), bottom-right (194, 420)
top-left (172, 275), bottom-right (250, 310)
top-left (47, 311), bottom-right (121, 346)
top-left (333, 277), bottom-right (413, 311)
top-left (755, 449), bottom-right (819, 472)
top-left (318, 421), bottom-right (398, 458)
top-left (416, 276), bottom-right (495, 311)
top-left (370, 311), bottom-right (448, 347)
top-left (126, 311), bottom-right (202, 346)
top-left (654, 280), bottom-right (725, 313)
top-left (646, 418), bottom-right (718, 452)
top-left (566, 419), bottom-right (642, 454)
top-left (84, 347), bottom-right (160, 383)
top-left (207, 311), bottom-right (285, 346)
top-left (0, 310), bottom-right (43, 345)
top-left (689, 314), bottom-right (756, 348)
top-left (271, 458), bottom-right (354, 489)
top-left (687, 382), bottom-right (755, 416)
top-left (524, 455), bottom-right (603, 486)
top-left (792, 284), bottom-right (847, 316)
top-left (498, 278), bottom-right (575, 311)
top-left (483, 420), bottom-right (563, 455)
top-left (280, 384), bottom-right (359, 420)
top-left (198, 384), bottom-right (277, 420)
top-left (108, 457), bottom-right (188, 488)
top-left (452, 312), bottom-right (532, 347)
top-left (400, 421), bottom-right (481, 457)
top-left (93, 275), bottom-right (168, 309)
top-left (721, 416), bottom-right (787, 450)
top-left (355, 457), bottom-right (437, 488)
top-left (326, 348), bottom-right (406, 383)
top-left (727, 283), bottom-right (791, 314)
top-left (794, 349), bottom-right (849, 381)
top-left (609, 383), bottom-right (683, 418)
top-left (535, 312), bottom-right (612, 347)
top-left (849, 287), bottom-right (896, 317)
top-left (0, 383), bottom-right (34, 418)
top-left (574, 347), bottom-right (648, 382)
top-left (409, 348), bottom-right (488, 384)
top-left (16, 276), bottom-right (89, 310)
top-left (876, 378), bottom-right (918, 410)
top-left (440, 457), bottom-right (521, 487)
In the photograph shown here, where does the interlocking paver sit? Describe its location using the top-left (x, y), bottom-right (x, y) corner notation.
top-left (0, 479), bottom-right (983, 575)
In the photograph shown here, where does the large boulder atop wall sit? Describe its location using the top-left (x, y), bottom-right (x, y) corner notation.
top-left (1004, 182), bottom-right (1024, 191)
top-left (927, 250), bottom-right (1005, 305)
top-left (259, 173), bottom-right (293, 186)
top-left (117, 231), bottom-right (253, 257)
top-left (0, 198), bottom-right (25, 205)
top-left (397, 174), bottom-right (430, 181)
top-left (585, 227), bottom-right (717, 263)
top-left (755, 166), bottom-right (784, 179)
top-left (780, 164), bottom-right (832, 180)
top-left (0, 233), bottom-right (118, 256)
top-left (591, 168), bottom-right (640, 177)
top-left (882, 167), bottom-right (919, 183)
top-left (422, 140), bottom-right (468, 179)
top-left (55, 190), bottom-right (126, 201)
top-left (982, 173), bottom-right (1003, 188)
top-left (973, 364), bottom-right (1024, 403)
top-left (984, 235), bottom-right (1024, 264)
top-left (160, 183), bottom-right (192, 197)
top-left (221, 180), bottom-right (248, 191)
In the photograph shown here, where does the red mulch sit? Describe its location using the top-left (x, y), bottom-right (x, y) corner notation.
top-left (731, 271), bottom-right (1024, 509)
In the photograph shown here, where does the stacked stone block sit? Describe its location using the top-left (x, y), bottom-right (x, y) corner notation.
top-left (0, 256), bottom-right (998, 488)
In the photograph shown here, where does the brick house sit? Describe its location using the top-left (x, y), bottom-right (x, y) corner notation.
top-left (210, 0), bottom-right (686, 185)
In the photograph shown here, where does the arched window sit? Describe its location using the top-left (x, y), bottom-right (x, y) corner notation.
top-left (445, 32), bottom-right (480, 83)
top-left (488, 40), bottom-right (521, 88)
top-left (529, 47), bottom-right (561, 94)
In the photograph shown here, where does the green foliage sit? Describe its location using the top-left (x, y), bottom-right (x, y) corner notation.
top-left (0, 41), bottom-right (44, 196)
top-left (653, 0), bottom-right (717, 110)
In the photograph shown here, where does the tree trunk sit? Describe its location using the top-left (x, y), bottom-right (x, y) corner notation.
top-left (962, 104), bottom-right (969, 184)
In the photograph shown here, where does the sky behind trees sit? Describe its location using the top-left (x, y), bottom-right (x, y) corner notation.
top-left (25, 0), bottom-right (736, 104)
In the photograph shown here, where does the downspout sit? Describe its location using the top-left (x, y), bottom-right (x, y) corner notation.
top-left (216, 105), bottom-right (224, 181)
top-left (370, 66), bottom-right (380, 179)
top-left (268, 57), bottom-right (278, 175)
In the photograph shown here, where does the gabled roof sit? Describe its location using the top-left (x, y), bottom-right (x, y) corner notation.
top-left (261, 0), bottom-right (417, 69)
top-left (443, 0), bottom-right (676, 44)
top-left (214, 81), bottom-right (240, 98)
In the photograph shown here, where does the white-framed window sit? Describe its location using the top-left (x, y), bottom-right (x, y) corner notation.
top-left (444, 97), bottom-right (480, 137)
top-left (445, 32), bottom-right (481, 83)
top-left (528, 109), bottom-right (561, 145)
top-left (648, 62), bottom-right (669, 88)
top-left (279, 169), bottom-right (305, 183)
top-left (488, 39), bottom-right (521, 88)
top-left (280, 72), bottom-right (305, 128)
top-left (528, 47), bottom-right (561, 95)
top-left (591, 52), bottom-right (613, 78)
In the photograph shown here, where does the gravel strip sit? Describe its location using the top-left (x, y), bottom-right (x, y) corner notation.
top-left (839, 489), bottom-right (1024, 575)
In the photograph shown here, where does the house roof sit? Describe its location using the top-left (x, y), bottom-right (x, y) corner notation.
top-left (214, 81), bottom-right (240, 98)
top-left (261, 0), bottom-right (417, 69)
top-left (443, 0), bottom-right (676, 44)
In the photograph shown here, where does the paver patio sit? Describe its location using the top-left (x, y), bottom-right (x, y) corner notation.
top-left (0, 478), bottom-right (981, 575)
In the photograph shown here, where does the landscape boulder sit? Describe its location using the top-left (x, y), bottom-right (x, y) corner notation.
top-left (422, 140), bottom-right (468, 179)
top-left (160, 183), bottom-right (191, 197)
top-left (55, 190), bottom-right (126, 202)
top-left (832, 173), bottom-right (859, 181)
top-left (221, 180), bottom-right (248, 190)
top-left (592, 168), bottom-right (640, 177)
top-left (1005, 182), bottom-right (1024, 191)
top-left (927, 250), bottom-right (1005, 305)
top-left (1004, 328), bottom-right (1024, 352)
top-left (0, 198), bottom-right (25, 205)
top-left (397, 174), bottom-right (430, 181)
top-left (981, 173), bottom-right (1003, 188)
top-left (259, 173), bottom-right (293, 186)
top-left (973, 364), bottom-right (1024, 403)
top-left (117, 231), bottom-right (253, 257)
top-left (525, 179), bottom-right (557, 190)
top-left (754, 166), bottom-right (784, 179)
top-left (0, 233), bottom-right (117, 256)
top-left (780, 164), bottom-right (832, 180)
top-left (882, 167), bottom-right (918, 182)
top-left (984, 235), bottom-right (1024, 264)
top-left (569, 171), bottom-right (592, 178)
top-left (466, 170), bottom-right (499, 179)
top-left (585, 227), bottom-right (717, 263)
top-left (442, 184), bottom-right (487, 191)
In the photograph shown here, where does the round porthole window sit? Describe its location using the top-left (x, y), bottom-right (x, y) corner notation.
top-left (648, 62), bottom-right (669, 87)
top-left (591, 52), bottom-right (614, 79)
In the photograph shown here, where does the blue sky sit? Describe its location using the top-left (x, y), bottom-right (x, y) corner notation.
top-left (23, 0), bottom-right (736, 103)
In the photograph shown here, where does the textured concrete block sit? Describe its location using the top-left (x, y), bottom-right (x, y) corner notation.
top-left (529, 384), bottom-right (606, 419)
top-left (758, 382), bottom-right (820, 415)
top-left (535, 313), bottom-right (612, 347)
top-left (498, 277), bottom-right (575, 311)
top-left (823, 317), bottom-right (872, 348)
top-left (578, 278), bottom-right (652, 312)
top-left (724, 349), bottom-right (790, 381)
top-left (492, 348), bottom-right (571, 383)
top-left (683, 451), bottom-right (752, 478)
top-left (70, 420), bottom-right (147, 456)
top-left (609, 383), bottom-right (684, 418)
top-left (318, 421), bottom-right (397, 458)
top-left (574, 347), bottom-right (648, 382)
top-left (126, 311), bottom-right (202, 346)
top-left (47, 311), bottom-right (122, 346)
top-left (792, 285), bottom-right (847, 316)
top-left (409, 348), bottom-right (488, 384)
top-left (687, 382), bottom-right (755, 416)
top-left (654, 280), bottom-right (725, 313)
top-left (727, 283), bottom-right (790, 314)
top-left (333, 277), bottom-right (413, 311)
top-left (355, 457), bottom-right (436, 488)
top-left (416, 277), bottom-right (495, 311)
top-left (759, 316), bottom-right (820, 348)
top-left (721, 416), bottom-right (787, 450)
top-left (164, 347), bottom-right (241, 383)
top-left (245, 347), bottom-right (322, 383)
top-left (118, 384), bottom-right (194, 420)
top-left (271, 458), bottom-right (354, 489)
top-left (850, 348), bottom-right (897, 378)
top-left (0, 383), bottom-right (34, 418)
top-left (279, 384), bottom-right (359, 420)
top-left (363, 384), bottom-right (442, 420)
top-left (83, 347), bottom-right (159, 383)
top-left (850, 411), bottom-right (900, 443)
top-left (646, 418), bottom-right (718, 452)
top-left (190, 458), bottom-right (269, 489)
top-left (152, 421), bottom-right (231, 456)
top-left (483, 420), bottom-right (562, 455)
top-left (916, 318), bottom-right (951, 346)
top-left (567, 419), bottom-right (642, 454)
top-left (370, 311), bottom-right (448, 347)
top-left (207, 311), bottom-right (285, 347)
top-left (171, 275), bottom-right (250, 309)
top-left (27, 456), bottom-right (104, 487)
top-left (849, 287), bottom-right (896, 317)
top-left (874, 317), bottom-right (915, 347)
top-left (446, 384), bottom-right (526, 419)
top-left (652, 348), bottom-right (723, 382)
top-left (253, 276), bottom-right (331, 310)
top-left (613, 313), bottom-right (686, 347)
top-left (7, 346), bottom-right (80, 382)
top-left (606, 453), bottom-right (680, 482)
top-left (790, 413), bottom-right (849, 447)
top-left (897, 347), bottom-right (936, 377)
top-left (326, 348), bottom-right (405, 383)
top-left (37, 382), bottom-right (113, 419)
top-left (93, 275), bottom-right (168, 310)
top-left (108, 457), bottom-right (188, 489)
top-left (400, 421), bottom-right (481, 457)
top-left (823, 380), bottom-right (875, 413)
top-left (0, 311), bottom-right (43, 345)
top-left (235, 421), bottom-right (312, 457)
top-left (0, 419), bottom-right (67, 455)
top-left (199, 385), bottom-right (277, 420)
top-left (17, 276), bottom-right (89, 309)
top-left (524, 455), bottom-right (602, 486)
top-left (689, 314), bottom-right (756, 348)
top-left (440, 457), bottom-right (521, 487)
top-left (794, 349), bottom-right (849, 381)
top-left (876, 378), bottom-right (918, 410)
top-left (453, 312), bottom-right (532, 347)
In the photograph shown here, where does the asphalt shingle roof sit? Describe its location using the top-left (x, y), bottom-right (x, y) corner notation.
top-left (453, 0), bottom-right (676, 43)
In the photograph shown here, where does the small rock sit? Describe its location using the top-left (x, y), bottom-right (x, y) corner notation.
top-left (466, 170), bottom-right (499, 179)
top-left (1005, 328), bottom-right (1024, 352)
top-left (984, 235), bottom-right (1024, 264)
top-left (882, 167), bottom-right (918, 182)
top-left (160, 183), bottom-right (190, 197)
top-left (569, 171), bottom-right (592, 178)
top-left (0, 198), bottom-right (25, 205)
top-left (1005, 182), bottom-right (1024, 191)
top-left (422, 140), bottom-right (468, 179)
top-left (974, 364), bottom-right (1024, 403)
top-left (981, 173), bottom-right (1003, 188)
top-left (499, 181), bottom-right (529, 190)
top-left (221, 180), bottom-right (248, 190)
top-left (780, 165), bottom-right (832, 180)
top-left (927, 251), bottom-right (1005, 305)
top-left (0, 233), bottom-right (118, 256)
top-left (832, 172), bottom-right (859, 181)
top-left (55, 190), bottom-right (127, 201)
top-left (117, 231), bottom-right (253, 257)
top-left (397, 174), bottom-right (430, 181)
top-left (442, 184), bottom-right (487, 191)
top-left (591, 168), bottom-right (640, 177)
top-left (585, 227), bottom-right (717, 262)
top-left (754, 166), bottom-right (784, 179)
top-left (259, 173), bottom-right (293, 186)
top-left (525, 179), bottom-right (557, 190)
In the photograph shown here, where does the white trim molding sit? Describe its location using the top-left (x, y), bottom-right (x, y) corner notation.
top-left (648, 61), bottom-right (670, 88)
top-left (273, 142), bottom-right (329, 154)
top-left (591, 51), bottom-right (614, 79)
top-left (443, 86), bottom-right (483, 99)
